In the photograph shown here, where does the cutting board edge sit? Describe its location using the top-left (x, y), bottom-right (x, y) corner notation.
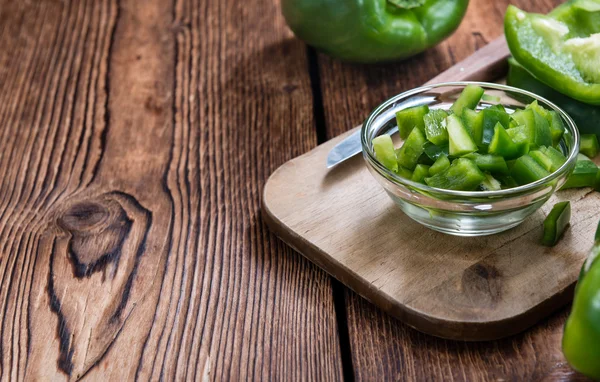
top-left (261, 185), bottom-right (576, 340)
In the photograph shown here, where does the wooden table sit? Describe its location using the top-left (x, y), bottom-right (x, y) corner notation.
top-left (0, 0), bottom-right (591, 380)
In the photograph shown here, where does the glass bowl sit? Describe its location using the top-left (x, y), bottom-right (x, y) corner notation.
top-left (361, 82), bottom-right (579, 236)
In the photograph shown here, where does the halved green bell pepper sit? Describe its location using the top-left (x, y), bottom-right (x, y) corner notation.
top-left (506, 57), bottom-right (600, 138)
top-left (505, 1), bottom-right (600, 105)
top-left (563, 218), bottom-right (600, 379)
top-left (282, 0), bottom-right (469, 63)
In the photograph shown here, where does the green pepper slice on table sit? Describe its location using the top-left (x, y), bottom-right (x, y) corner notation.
top-left (282, 0), bottom-right (469, 63)
top-left (504, 1), bottom-right (600, 105)
top-left (563, 219), bottom-right (600, 379)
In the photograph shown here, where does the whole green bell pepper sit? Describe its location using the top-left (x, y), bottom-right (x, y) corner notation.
top-left (506, 57), bottom-right (600, 138)
top-left (504, 1), bottom-right (600, 105)
top-left (281, 0), bottom-right (469, 63)
top-left (563, 219), bottom-right (600, 379)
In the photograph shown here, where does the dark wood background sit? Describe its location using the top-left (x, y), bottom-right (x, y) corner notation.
top-left (0, 0), bottom-right (591, 379)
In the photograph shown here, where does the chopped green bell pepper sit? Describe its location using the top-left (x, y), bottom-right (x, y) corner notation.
top-left (396, 105), bottom-right (429, 139)
top-left (488, 123), bottom-right (529, 160)
top-left (511, 154), bottom-right (550, 185)
top-left (563, 218), bottom-right (600, 379)
top-left (397, 127), bottom-right (427, 170)
top-left (373, 135), bottom-right (398, 172)
top-left (462, 108), bottom-right (484, 144)
top-left (541, 146), bottom-right (568, 171)
top-left (509, 108), bottom-right (553, 149)
top-left (497, 175), bottom-right (519, 189)
top-left (423, 109), bottom-right (449, 146)
top-left (424, 158), bottom-right (485, 191)
top-left (450, 84), bottom-right (484, 116)
top-left (505, 1), bottom-right (600, 105)
top-left (480, 173), bottom-right (501, 191)
top-left (580, 134), bottom-right (600, 158)
top-left (463, 153), bottom-right (509, 174)
top-left (423, 141), bottom-right (449, 161)
top-left (506, 57), bottom-right (600, 138)
top-left (429, 154), bottom-right (450, 176)
top-left (282, 0), bottom-right (470, 63)
top-left (481, 107), bottom-right (511, 150)
top-left (412, 164), bottom-right (431, 183)
top-left (542, 201), bottom-right (571, 246)
top-left (529, 147), bottom-right (566, 173)
top-left (447, 114), bottom-right (478, 156)
top-left (396, 166), bottom-right (414, 179)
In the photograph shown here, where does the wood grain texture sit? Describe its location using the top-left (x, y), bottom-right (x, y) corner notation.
top-left (313, 0), bottom-right (591, 379)
top-left (0, 0), bottom-right (343, 380)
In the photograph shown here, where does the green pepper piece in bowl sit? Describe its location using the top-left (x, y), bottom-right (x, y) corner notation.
top-left (424, 158), bottom-right (485, 191)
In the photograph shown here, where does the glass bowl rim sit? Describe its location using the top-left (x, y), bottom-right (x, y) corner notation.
top-left (361, 81), bottom-right (580, 198)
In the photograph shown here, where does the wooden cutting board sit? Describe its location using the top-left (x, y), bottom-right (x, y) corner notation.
top-left (262, 37), bottom-right (600, 341)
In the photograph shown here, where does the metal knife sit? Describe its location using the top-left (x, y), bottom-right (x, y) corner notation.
top-left (325, 96), bottom-right (430, 169)
top-left (325, 36), bottom-right (510, 169)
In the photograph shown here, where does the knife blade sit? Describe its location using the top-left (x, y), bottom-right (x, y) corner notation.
top-left (325, 95), bottom-right (431, 169)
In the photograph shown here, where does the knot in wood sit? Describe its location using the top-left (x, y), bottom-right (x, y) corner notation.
top-left (57, 200), bottom-right (133, 278)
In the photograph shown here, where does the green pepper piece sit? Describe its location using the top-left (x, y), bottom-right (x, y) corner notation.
top-left (511, 155), bottom-right (551, 185)
top-left (509, 108), bottom-right (552, 149)
top-left (396, 105), bottom-right (429, 139)
top-left (506, 57), bottom-right (600, 139)
top-left (547, 111), bottom-right (565, 146)
top-left (580, 134), bottom-right (600, 158)
top-left (563, 219), bottom-right (600, 379)
top-left (397, 127), bottom-right (427, 170)
top-left (423, 108), bottom-right (449, 145)
top-left (447, 114), bottom-right (478, 156)
top-left (541, 146), bottom-right (568, 171)
top-left (461, 108), bottom-right (484, 144)
top-left (561, 154), bottom-right (599, 189)
top-left (411, 164), bottom-right (431, 184)
top-left (450, 84), bottom-right (484, 116)
top-left (497, 175), bottom-right (519, 189)
top-left (428, 154), bottom-right (450, 176)
top-left (529, 150), bottom-right (554, 172)
top-left (423, 141), bottom-right (449, 161)
top-left (416, 153), bottom-right (435, 166)
top-left (542, 201), bottom-right (571, 246)
top-left (480, 173), bottom-right (501, 191)
top-left (488, 122), bottom-right (529, 160)
top-left (372, 135), bottom-right (398, 172)
top-left (396, 166), bottom-right (413, 179)
top-left (481, 107), bottom-right (511, 150)
top-left (462, 153), bottom-right (509, 174)
top-left (504, 3), bottom-right (600, 105)
top-left (424, 158), bottom-right (486, 191)
top-left (282, 0), bottom-right (469, 63)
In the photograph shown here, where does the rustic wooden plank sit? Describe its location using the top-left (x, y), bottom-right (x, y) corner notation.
top-left (313, 0), bottom-right (588, 379)
top-left (0, 0), bottom-right (342, 380)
